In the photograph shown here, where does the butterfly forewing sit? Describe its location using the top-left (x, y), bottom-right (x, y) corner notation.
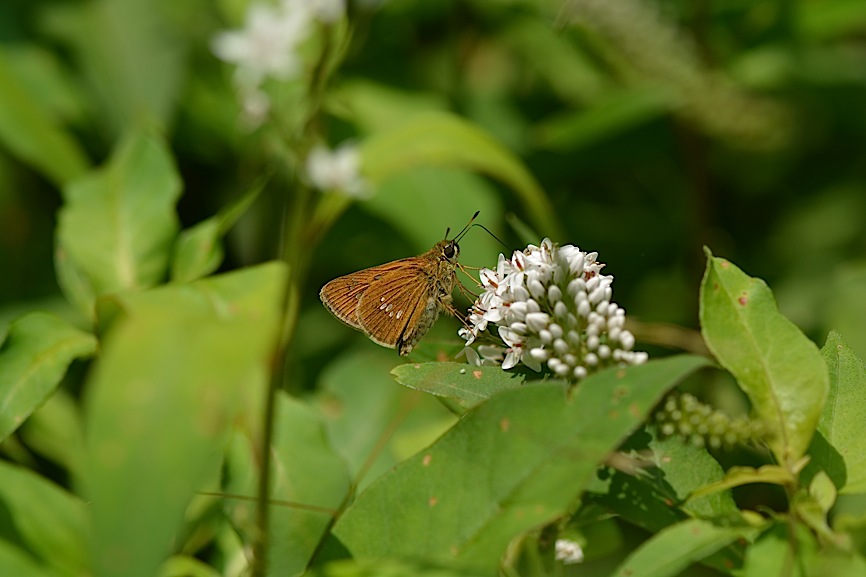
top-left (355, 262), bottom-right (432, 350)
top-left (320, 264), bottom-right (397, 329)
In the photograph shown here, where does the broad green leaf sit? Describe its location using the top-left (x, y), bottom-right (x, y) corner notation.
top-left (0, 312), bottom-right (96, 442)
top-left (503, 17), bottom-right (607, 104)
top-left (334, 355), bottom-right (710, 572)
top-left (688, 466), bottom-right (795, 501)
top-left (0, 541), bottom-right (63, 577)
top-left (0, 461), bottom-right (89, 577)
top-left (80, 264), bottom-right (285, 577)
top-left (392, 361), bottom-right (527, 414)
top-left (225, 394), bottom-right (351, 577)
top-left (333, 79), bottom-right (448, 133)
top-left (18, 388), bottom-right (86, 478)
top-left (812, 331), bottom-right (866, 494)
top-left (613, 518), bottom-right (756, 577)
top-left (159, 556), bottom-right (222, 577)
top-left (171, 179), bottom-right (265, 283)
top-left (363, 168), bottom-right (504, 266)
top-left (700, 251), bottom-right (828, 465)
top-left (532, 88), bottom-right (669, 151)
top-left (733, 523), bottom-right (817, 577)
top-left (0, 48), bottom-right (89, 186)
top-left (360, 111), bottom-right (562, 239)
top-left (315, 347), bottom-right (456, 490)
top-left (40, 0), bottom-right (186, 138)
top-left (647, 433), bottom-right (739, 519)
top-left (57, 132), bottom-right (181, 313)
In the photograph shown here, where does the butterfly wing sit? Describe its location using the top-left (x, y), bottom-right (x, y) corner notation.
top-left (355, 263), bottom-right (435, 352)
top-left (319, 257), bottom-right (428, 333)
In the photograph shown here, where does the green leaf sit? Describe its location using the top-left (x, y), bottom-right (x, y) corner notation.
top-left (647, 433), bottom-right (739, 519)
top-left (171, 179), bottom-right (265, 283)
top-left (18, 389), bottom-right (86, 478)
top-left (363, 168), bottom-right (504, 266)
top-left (360, 111), bottom-right (562, 240)
top-left (79, 263), bottom-right (286, 577)
top-left (315, 348), bottom-right (456, 490)
top-left (56, 131), bottom-right (182, 313)
top-left (0, 312), bottom-right (96, 442)
top-left (392, 361), bottom-right (527, 414)
top-left (688, 466), bottom-right (795, 501)
top-left (810, 331), bottom-right (866, 494)
top-left (532, 88), bottom-right (669, 151)
top-left (159, 556), bottom-right (222, 577)
top-left (243, 394), bottom-right (351, 577)
top-left (0, 461), bottom-right (89, 577)
top-left (0, 541), bottom-right (63, 577)
top-left (41, 0), bottom-right (186, 138)
top-left (699, 251), bottom-right (829, 465)
top-left (0, 48), bottom-right (89, 186)
top-left (334, 355), bottom-right (710, 572)
top-left (612, 518), bottom-right (756, 577)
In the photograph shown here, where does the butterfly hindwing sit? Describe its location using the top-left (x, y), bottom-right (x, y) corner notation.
top-left (356, 260), bottom-right (434, 350)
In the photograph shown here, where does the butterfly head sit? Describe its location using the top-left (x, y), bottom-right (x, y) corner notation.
top-left (440, 239), bottom-right (460, 263)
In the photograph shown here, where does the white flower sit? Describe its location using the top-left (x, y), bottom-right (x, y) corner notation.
top-left (304, 0), bottom-right (346, 23)
top-left (306, 143), bottom-right (370, 198)
top-left (459, 239), bottom-right (647, 382)
top-left (555, 539), bottom-right (584, 564)
top-left (212, 2), bottom-right (312, 89)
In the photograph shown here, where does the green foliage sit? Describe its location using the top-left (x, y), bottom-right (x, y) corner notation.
top-left (1, 1), bottom-right (866, 577)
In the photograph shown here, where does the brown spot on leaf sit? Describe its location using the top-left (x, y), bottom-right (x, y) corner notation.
top-left (473, 370), bottom-right (483, 379)
top-left (414, 364), bottom-right (421, 369)
top-left (500, 418), bottom-right (510, 432)
top-left (423, 454), bottom-right (432, 466)
top-left (738, 294), bottom-right (748, 306)
top-left (628, 403), bottom-right (642, 418)
top-left (720, 261), bottom-right (730, 268)
top-left (429, 496), bottom-right (438, 507)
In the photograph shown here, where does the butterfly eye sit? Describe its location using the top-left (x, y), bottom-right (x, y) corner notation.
top-left (443, 242), bottom-right (458, 259)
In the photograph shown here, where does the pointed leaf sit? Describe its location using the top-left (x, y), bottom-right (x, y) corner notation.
top-left (0, 312), bottom-right (96, 442)
top-left (360, 111), bottom-right (562, 239)
top-left (80, 263), bottom-right (286, 577)
top-left (57, 131), bottom-right (181, 313)
top-left (814, 331), bottom-right (866, 493)
top-left (612, 518), bottom-right (756, 577)
top-left (171, 179), bottom-right (264, 283)
top-left (699, 251), bottom-right (828, 464)
top-left (0, 47), bottom-right (88, 186)
top-left (334, 355), bottom-right (710, 572)
top-left (392, 361), bottom-right (527, 414)
top-left (0, 461), bottom-right (89, 577)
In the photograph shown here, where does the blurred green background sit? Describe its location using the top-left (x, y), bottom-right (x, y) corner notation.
top-left (2, 0), bottom-right (866, 370)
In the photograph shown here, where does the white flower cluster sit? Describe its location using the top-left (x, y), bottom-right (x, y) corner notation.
top-left (306, 143), bottom-right (370, 198)
top-left (211, 0), bottom-right (345, 126)
top-left (459, 239), bottom-right (647, 381)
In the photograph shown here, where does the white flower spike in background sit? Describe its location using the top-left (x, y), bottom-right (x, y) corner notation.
top-left (211, 0), bottom-right (346, 126)
top-left (460, 239), bottom-right (647, 381)
top-left (306, 143), bottom-right (370, 198)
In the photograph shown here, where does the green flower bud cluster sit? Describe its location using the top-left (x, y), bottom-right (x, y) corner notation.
top-left (654, 392), bottom-right (768, 449)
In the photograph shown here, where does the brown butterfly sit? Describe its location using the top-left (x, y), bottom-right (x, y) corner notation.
top-left (320, 212), bottom-right (478, 355)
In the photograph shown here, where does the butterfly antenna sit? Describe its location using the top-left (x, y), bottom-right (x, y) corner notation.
top-left (452, 211), bottom-right (481, 243)
top-left (470, 223), bottom-right (509, 250)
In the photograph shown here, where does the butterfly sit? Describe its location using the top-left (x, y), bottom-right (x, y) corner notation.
top-left (319, 212), bottom-right (478, 355)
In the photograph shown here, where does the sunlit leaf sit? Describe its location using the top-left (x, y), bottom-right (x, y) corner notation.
top-left (0, 312), bottom-right (96, 442)
top-left (361, 111), bottom-right (562, 239)
top-left (334, 355), bottom-right (710, 572)
top-left (57, 131), bottom-right (181, 315)
top-left (0, 47), bottom-right (89, 186)
top-left (810, 332), bottom-right (866, 494)
top-left (700, 251), bottom-right (828, 465)
top-left (80, 263), bottom-right (286, 577)
top-left (0, 461), bottom-right (89, 577)
top-left (612, 518), bottom-right (756, 577)
top-left (392, 361), bottom-right (527, 414)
